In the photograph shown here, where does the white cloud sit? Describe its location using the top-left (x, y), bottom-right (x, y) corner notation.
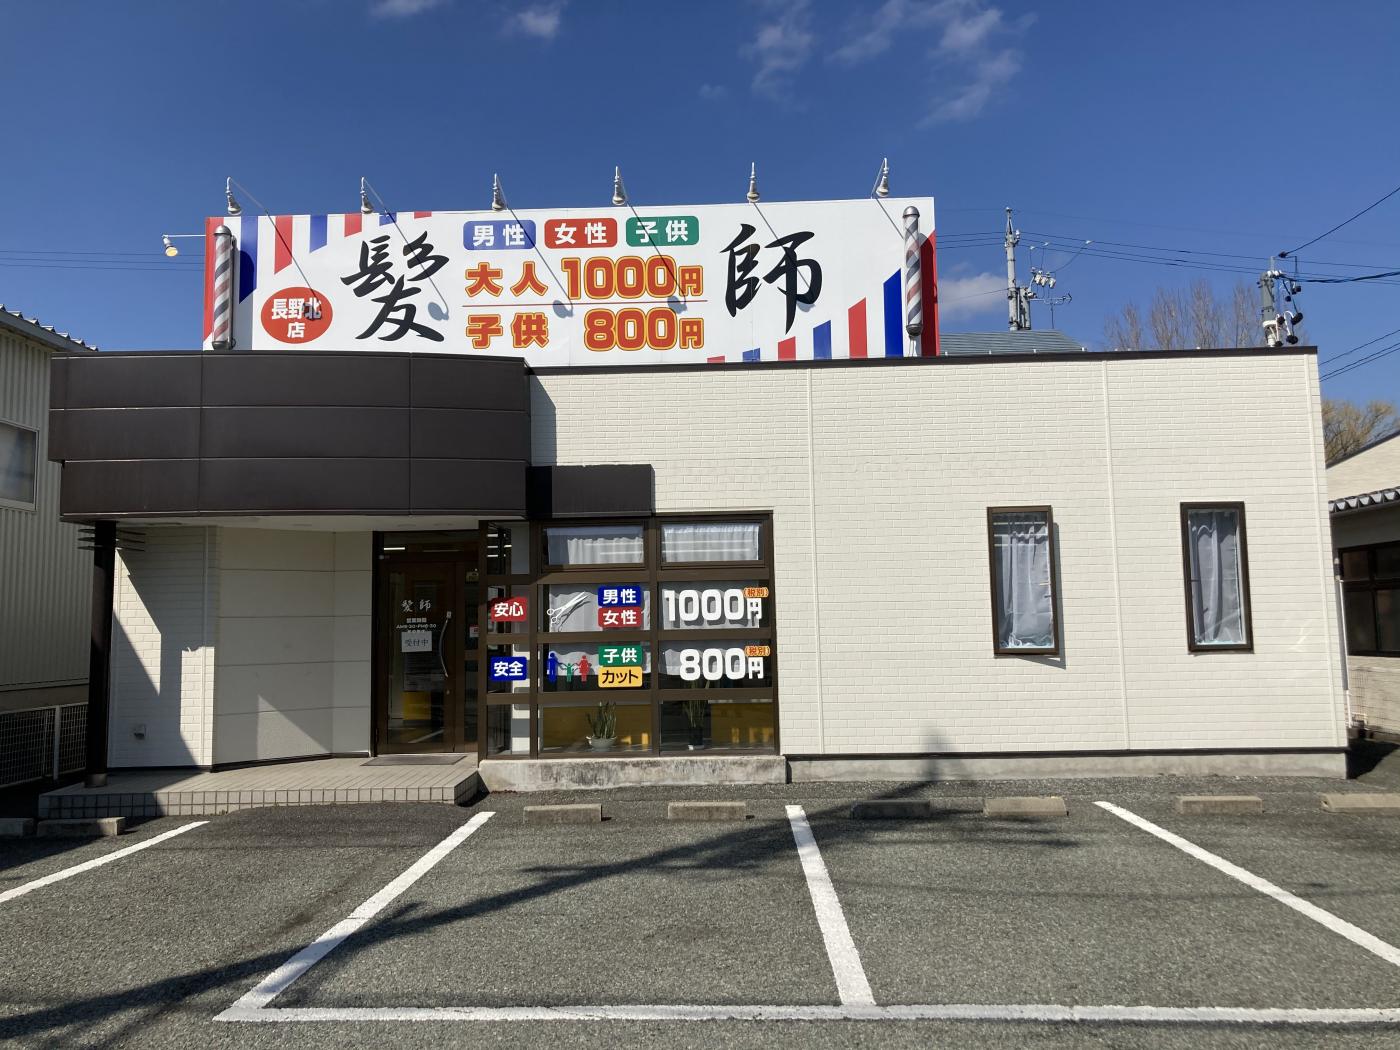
top-left (747, 0), bottom-right (815, 102)
top-left (825, 1), bottom-right (1027, 123)
top-left (926, 47), bottom-right (1021, 123)
top-left (369, 0), bottom-right (447, 17)
top-left (506, 1), bottom-right (566, 39)
top-left (938, 271), bottom-right (1005, 320)
top-left (698, 83), bottom-right (728, 101)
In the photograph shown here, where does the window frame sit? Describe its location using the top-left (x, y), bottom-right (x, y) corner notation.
top-left (1338, 539), bottom-right (1400, 657)
top-left (986, 505), bottom-right (1061, 657)
top-left (1180, 501), bottom-right (1253, 653)
top-left (0, 417), bottom-right (38, 512)
top-left (480, 511), bottom-right (778, 758)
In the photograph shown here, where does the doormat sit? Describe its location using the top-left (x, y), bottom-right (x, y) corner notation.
top-left (363, 755), bottom-right (469, 766)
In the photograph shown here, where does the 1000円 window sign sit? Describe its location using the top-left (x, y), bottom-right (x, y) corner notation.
top-left (478, 516), bottom-right (777, 758)
top-left (0, 419), bottom-right (37, 510)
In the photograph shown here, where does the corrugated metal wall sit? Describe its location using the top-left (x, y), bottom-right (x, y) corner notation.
top-left (0, 332), bottom-right (89, 690)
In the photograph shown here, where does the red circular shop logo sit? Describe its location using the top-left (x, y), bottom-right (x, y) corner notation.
top-left (261, 286), bottom-right (332, 344)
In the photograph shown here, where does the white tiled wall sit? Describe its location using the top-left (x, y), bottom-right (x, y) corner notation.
top-left (110, 527), bottom-right (217, 767)
top-left (534, 352), bottom-right (1345, 756)
top-left (212, 529), bottom-right (371, 764)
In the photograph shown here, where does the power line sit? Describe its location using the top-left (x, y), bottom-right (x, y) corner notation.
top-left (1281, 177), bottom-right (1400, 258)
top-left (1320, 339), bottom-right (1400, 382)
top-left (1320, 326), bottom-right (1400, 364)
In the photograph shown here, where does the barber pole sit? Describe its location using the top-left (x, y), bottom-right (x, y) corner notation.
top-left (902, 205), bottom-right (922, 347)
top-left (211, 224), bottom-right (236, 350)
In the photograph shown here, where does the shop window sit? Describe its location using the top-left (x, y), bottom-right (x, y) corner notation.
top-left (1181, 503), bottom-right (1252, 651)
top-left (0, 420), bottom-right (37, 509)
top-left (543, 583), bottom-right (650, 632)
top-left (660, 582), bottom-right (768, 630)
top-left (544, 524), bottom-right (644, 566)
top-left (661, 698), bottom-right (773, 752)
top-left (658, 641), bottom-right (773, 689)
top-left (1340, 540), bottom-right (1400, 656)
top-left (539, 699), bottom-right (651, 754)
top-left (485, 523), bottom-right (531, 575)
top-left (661, 521), bottom-right (761, 563)
top-left (987, 508), bottom-right (1059, 655)
top-left (538, 644), bottom-right (652, 692)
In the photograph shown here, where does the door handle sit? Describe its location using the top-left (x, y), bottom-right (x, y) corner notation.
top-left (438, 610), bottom-right (453, 679)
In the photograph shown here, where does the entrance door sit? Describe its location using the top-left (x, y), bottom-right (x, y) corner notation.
top-left (381, 561), bottom-right (457, 753)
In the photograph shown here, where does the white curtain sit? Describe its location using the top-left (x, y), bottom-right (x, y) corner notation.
top-left (0, 423), bottom-right (35, 505)
top-left (1188, 510), bottom-right (1245, 644)
top-left (662, 522), bottom-right (761, 563)
top-left (992, 513), bottom-right (1054, 650)
top-left (545, 525), bottom-right (644, 565)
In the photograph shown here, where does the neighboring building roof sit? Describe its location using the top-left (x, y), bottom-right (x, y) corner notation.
top-left (0, 304), bottom-right (98, 353)
top-left (1326, 427), bottom-right (1400, 470)
top-left (1329, 487), bottom-right (1400, 514)
top-left (939, 330), bottom-right (1087, 355)
top-left (1326, 426), bottom-right (1400, 504)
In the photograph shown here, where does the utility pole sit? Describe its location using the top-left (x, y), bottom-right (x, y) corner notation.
top-left (1004, 207), bottom-right (1032, 331)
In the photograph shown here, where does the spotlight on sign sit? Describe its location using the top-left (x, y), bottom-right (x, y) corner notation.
top-left (746, 162), bottom-right (760, 204)
top-left (224, 177), bottom-right (241, 216)
top-left (162, 235), bottom-right (178, 258)
top-left (359, 177), bottom-right (374, 216)
top-left (611, 166), bottom-right (627, 207)
top-left (874, 157), bottom-right (890, 198)
top-left (491, 173), bottom-right (507, 212)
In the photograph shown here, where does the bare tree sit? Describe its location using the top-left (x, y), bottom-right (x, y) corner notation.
top-left (1323, 398), bottom-right (1400, 463)
top-left (1105, 279), bottom-right (1260, 350)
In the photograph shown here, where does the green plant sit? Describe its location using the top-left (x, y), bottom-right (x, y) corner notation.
top-left (586, 700), bottom-right (617, 739)
top-left (683, 697), bottom-right (707, 729)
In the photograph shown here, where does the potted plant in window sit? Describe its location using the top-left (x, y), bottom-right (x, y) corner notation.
top-left (585, 701), bottom-right (617, 752)
top-left (683, 697), bottom-right (707, 750)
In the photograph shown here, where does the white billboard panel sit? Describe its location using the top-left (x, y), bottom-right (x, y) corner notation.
top-left (201, 197), bottom-right (937, 365)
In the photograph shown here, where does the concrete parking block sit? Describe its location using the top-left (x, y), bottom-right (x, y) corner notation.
top-left (984, 796), bottom-right (1067, 818)
top-left (667, 800), bottom-right (747, 821)
top-left (1176, 795), bottom-right (1264, 815)
top-left (1321, 793), bottom-right (1400, 814)
top-left (36, 817), bottom-right (126, 837)
top-left (523, 803), bottom-right (602, 824)
top-left (850, 799), bottom-right (932, 820)
top-left (0, 817), bottom-right (35, 837)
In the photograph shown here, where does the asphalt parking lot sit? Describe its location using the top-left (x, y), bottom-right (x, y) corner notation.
top-left (3, 772), bottom-right (1400, 1050)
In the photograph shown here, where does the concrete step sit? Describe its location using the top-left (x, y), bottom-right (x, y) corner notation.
top-left (36, 817), bottom-right (125, 837)
top-left (667, 801), bottom-right (747, 821)
top-left (479, 755), bottom-right (786, 792)
top-left (1321, 793), bottom-right (1400, 814)
top-left (984, 796), bottom-right (1068, 818)
top-left (524, 804), bottom-right (602, 825)
top-left (1176, 795), bottom-right (1264, 815)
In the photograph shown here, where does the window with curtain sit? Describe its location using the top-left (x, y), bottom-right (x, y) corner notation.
top-left (1339, 540), bottom-right (1400, 656)
top-left (988, 508), bottom-right (1058, 654)
top-left (544, 524), bottom-right (644, 566)
top-left (1182, 504), bottom-right (1251, 650)
top-left (0, 421), bottom-right (36, 508)
top-left (661, 521), bottom-right (762, 563)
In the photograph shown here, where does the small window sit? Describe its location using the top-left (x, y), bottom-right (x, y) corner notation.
top-left (661, 521), bottom-right (762, 563)
top-left (1340, 540), bottom-right (1400, 656)
top-left (1182, 503), bottom-right (1252, 651)
top-left (987, 508), bottom-right (1059, 655)
top-left (544, 524), bottom-right (644, 567)
top-left (0, 420), bottom-right (37, 509)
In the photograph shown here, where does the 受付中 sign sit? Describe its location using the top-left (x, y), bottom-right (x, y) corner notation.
top-left (205, 197), bottom-right (937, 365)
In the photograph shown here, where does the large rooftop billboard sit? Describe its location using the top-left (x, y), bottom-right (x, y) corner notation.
top-left (202, 196), bottom-right (937, 365)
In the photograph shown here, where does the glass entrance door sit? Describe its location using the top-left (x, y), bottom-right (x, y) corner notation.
top-left (383, 562), bottom-right (456, 751)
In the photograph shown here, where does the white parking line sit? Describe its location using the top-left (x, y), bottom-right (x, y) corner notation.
top-left (220, 811), bottom-right (494, 1017)
top-left (217, 1003), bottom-right (1400, 1024)
top-left (1097, 800), bottom-right (1400, 968)
top-left (785, 804), bottom-right (874, 1006)
top-left (0, 821), bottom-right (207, 905)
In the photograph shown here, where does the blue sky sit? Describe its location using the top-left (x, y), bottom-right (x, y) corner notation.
top-left (3, 0), bottom-right (1399, 403)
